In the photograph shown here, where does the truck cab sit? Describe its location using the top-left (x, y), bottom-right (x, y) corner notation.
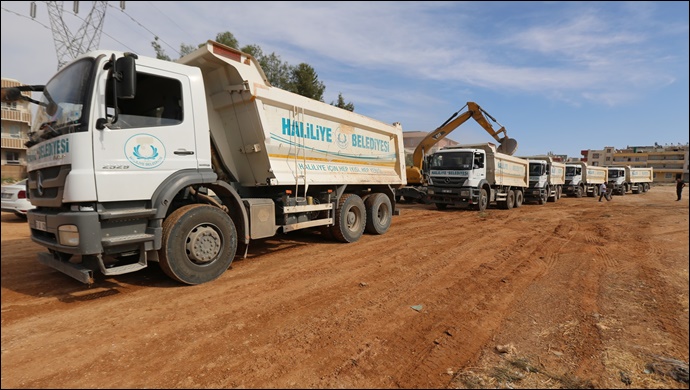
top-left (526, 160), bottom-right (550, 204)
top-left (607, 167), bottom-right (627, 195)
top-left (564, 164), bottom-right (584, 198)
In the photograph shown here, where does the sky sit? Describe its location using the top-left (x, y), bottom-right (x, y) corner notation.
top-left (1, 1), bottom-right (688, 158)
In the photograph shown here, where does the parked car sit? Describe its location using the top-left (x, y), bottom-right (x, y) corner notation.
top-left (1, 179), bottom-right (35, 219)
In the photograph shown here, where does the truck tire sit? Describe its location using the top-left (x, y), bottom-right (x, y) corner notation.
top-left (331, 194), bottom-right (366, 243)
top-left (477, 189), bottom-right (488, 212)
top-left (365, 193), bottom-right (392, 235)
top-left (575, 185), bottom-right (583, 198)
top-left (514, 190), bottom-right (523, 208)
top-left (538, 189), bottom-right (547, 205)
top-left (547, 185), bottom-right (556, 202)
top-left (159, 204), bottom-right (237, 285)
top-left (504, 190), bottom-right (515, 210)
top-left (556, 186), bottom-right (562, 200)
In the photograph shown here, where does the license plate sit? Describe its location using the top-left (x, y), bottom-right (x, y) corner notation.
top-left (1, 193), bottom-right (12, 199)
top-left (34, 220), bottom-right (47, 231)
top-left (442, 189), bottom-right (452, 193)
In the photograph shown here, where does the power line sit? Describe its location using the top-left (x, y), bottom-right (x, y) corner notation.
top-left (106, 2), bottom-right (180, 57)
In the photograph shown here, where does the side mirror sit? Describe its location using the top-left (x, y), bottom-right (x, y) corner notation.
top-left (116, 55), bottom-right (136, 99)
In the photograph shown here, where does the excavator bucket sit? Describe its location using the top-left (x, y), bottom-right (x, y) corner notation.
top-left (497, 137), bottom-right (518, 155)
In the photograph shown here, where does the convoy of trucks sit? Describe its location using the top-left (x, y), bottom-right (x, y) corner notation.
top-left (426, 142), bottom-right (529, 212)
top-left (3, 41), bottom-right (406, 285)
top-left (520, 156), bottom-right (566, 204)
top-left (1, 41), bottom-right (659, 286)
top-left (607, 166), bottom-right (653, 195)
top-left (563, 162), bottom-right (608, 198)
top-left (396, 102), bottom-right (517, 203)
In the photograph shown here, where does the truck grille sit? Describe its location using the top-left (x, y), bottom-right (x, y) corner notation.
top-left (430, 177), bottom-right (465, 186)
top-left (27, 165), bottom-right (71, 208)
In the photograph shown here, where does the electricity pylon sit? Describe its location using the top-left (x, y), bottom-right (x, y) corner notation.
top-left (37, 1), bottom-right (111, 70)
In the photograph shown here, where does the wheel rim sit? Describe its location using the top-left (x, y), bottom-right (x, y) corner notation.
top-left (377, 204), bottom-right (390, 225)
top-left (346, 206), bottom-right (363, 232)
top-left (186, 224), bottom-right (223, 264)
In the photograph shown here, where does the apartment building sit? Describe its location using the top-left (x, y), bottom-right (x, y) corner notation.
top-left (1, 78), bottom-right (33, 181)
top-left (581, 144), bottom-right (689, 183)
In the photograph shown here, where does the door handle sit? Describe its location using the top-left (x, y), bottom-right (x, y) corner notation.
top-left (174, 150), bottom-right (195, 155)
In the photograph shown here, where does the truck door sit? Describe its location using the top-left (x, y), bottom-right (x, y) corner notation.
top-left (93, 68), bottom-right (198, 202)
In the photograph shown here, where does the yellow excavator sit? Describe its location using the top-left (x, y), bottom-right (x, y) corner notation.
top-left (398, 101), bottom-right (518, 202)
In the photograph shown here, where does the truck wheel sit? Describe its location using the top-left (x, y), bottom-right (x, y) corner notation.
top-left (538, 190), bottom-right (547, 205)
top-left (365, 193), bottom-right (392, 235)
top-left (505, 190), bottom-right (515, 210)
top-left (331, 194), bottom-right (366, 243)
top-left (159, 204), bottom-right (237, 285)
top-left (557, 186), bottom-right (562, 200)
top-left (477, 189), bottom-right (488, 212)
top-left (575, 185), bottom-right (583, 198)
top-left (546, 185), bottom-right (556, 202)
top-left (514, 190), bottom-right (523, 208)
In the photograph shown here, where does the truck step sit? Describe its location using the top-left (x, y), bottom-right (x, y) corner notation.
top-left (101, 261), bottom-right (148, 276)
top-left (101, 233), bottom-right (155, 247)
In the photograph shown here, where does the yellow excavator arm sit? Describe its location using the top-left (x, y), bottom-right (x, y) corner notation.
top-left (406, 102), bottom-right (518, 185)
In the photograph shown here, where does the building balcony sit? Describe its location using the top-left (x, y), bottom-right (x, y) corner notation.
top-left (1, 109), bottom-right (32, 124)
top-left (1, 136), bottom-right (28, 149)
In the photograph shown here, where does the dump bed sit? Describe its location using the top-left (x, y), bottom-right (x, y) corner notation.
top-left (549, 161), bottom-right (566, 185)
top-left (583, 165), bottom-right (608, 184)
top-left (626, 167), bottom-right (653, 183)
top-left (179, 41), bottom-right (406, 188)
top-left (521, 156), bottom-right (566, 186)
top-left (467, 143), bottom-right (529, 187)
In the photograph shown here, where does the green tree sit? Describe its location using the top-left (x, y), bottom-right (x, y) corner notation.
top-left (150, 31), bottom-right (350, 107)
top-left (215, 31), bottom-right (239, 49)
top-left (288, 63), bottom-right (325, 102)
top-left (151, 37), bottom-right (171, 61)
top-left (331, 92), bottom-right (355, 112)
top-left (179, 43), bottom-right (197, 57)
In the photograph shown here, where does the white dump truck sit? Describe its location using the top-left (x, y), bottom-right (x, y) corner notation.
top-left (426, 142), bottom-right (529, 211)
top-left (607, 166), bottom-right (653, 195)
top-left (564, 162), bottom-right (608, 198)
top-left (520, 156), bottom-right (566, 204)
top-left (4, 41), bottom-right (406, 285)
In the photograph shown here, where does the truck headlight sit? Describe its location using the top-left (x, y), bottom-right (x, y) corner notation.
top-left (58, 225), bottom-right (79, 246)
top-left (460, 190), bottom-right (469, 197)
top-left (427, 189), bottom-right (435, 195)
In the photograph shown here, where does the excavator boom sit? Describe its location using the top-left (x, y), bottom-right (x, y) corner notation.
top-left (406, 102), bottom-right (518, 186)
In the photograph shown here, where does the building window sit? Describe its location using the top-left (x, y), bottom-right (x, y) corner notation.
top-left (592, 153), bottom-right (600, 159)
top-left (8, 124), bottom-right (21, 138)
top-left (605, 157), bottom-right (611, 161)
top-left (1, 101), bottom-right (18, 110)
top-left (665, 173), bottom-right (673, 179)
top-left (5, 151), bottom-right (19, 164)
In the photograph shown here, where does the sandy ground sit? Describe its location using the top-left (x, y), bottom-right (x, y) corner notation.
top-left (1, 185), bottom-right (688, 389)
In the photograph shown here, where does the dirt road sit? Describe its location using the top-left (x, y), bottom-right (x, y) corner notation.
top-left (1, 185), bottom-right (688, 389)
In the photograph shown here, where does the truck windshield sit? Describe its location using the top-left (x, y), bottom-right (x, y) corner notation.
top-left (529, 163), bottom-right (545, 175)
top-left (429, 152), bottom-right (473, 169)
top-left (609, 170), bottom-right (622, 178)
top-left (31, 57), bottom-right (95, 138)
top-left (566, 166), bottom-right (578, 176)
